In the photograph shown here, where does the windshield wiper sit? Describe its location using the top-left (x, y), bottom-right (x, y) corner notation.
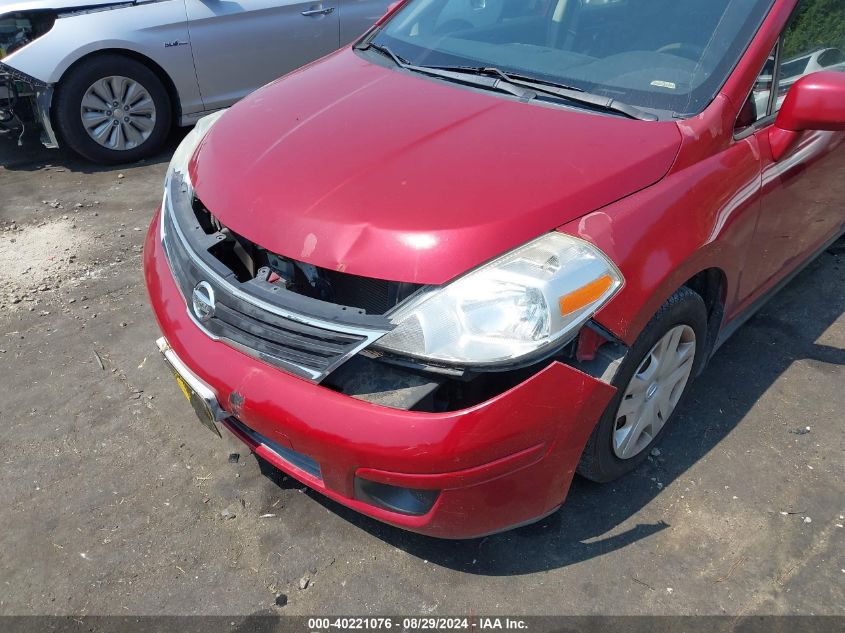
top-left (354, 44), bottom-right (656, 121)
top-left (416, 64), bottom-right (657, 121)
top-left (354, 41), bottom-right (409, 65)
top-left (355, 42), bottom-right (537, 100)
top-left (428, 65), bottom-right (588, 92)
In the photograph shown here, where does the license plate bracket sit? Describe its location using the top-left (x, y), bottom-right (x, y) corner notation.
top-left (171, 370), bottom-right (222, 437)
top-left (157, 337), bottom-right (225, 438)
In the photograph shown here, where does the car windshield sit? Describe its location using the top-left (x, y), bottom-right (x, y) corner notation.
top-left (370, 0), bottom-right (775, 117)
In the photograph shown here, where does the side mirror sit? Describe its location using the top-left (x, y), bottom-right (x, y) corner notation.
top-left (770, 71), bottom-right (845, 160)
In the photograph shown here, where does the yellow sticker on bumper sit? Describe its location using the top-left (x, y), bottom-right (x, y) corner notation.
top-left (174, 374), bottom-right (192, 402)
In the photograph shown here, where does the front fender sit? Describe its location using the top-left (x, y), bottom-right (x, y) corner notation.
top-left (561, 132), bottom-right (763, 347)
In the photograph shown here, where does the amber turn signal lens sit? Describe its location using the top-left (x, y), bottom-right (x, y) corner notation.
top-left (559, 274), bottom-right (614, 316)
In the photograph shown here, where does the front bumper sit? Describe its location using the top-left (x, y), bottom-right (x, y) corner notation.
top-left (144, 210), bottom-right (616, 538)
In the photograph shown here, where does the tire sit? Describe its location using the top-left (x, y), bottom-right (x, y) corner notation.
top-left (54, 54), bottom-right (172, 164)
top-left (577, 287), bottom-right (708, 483)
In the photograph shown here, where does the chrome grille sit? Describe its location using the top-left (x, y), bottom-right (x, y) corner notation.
top-left (161, 197), bottom-right (388, 382)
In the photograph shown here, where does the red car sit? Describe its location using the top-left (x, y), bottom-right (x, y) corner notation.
top-left (144, 0), bottom-right (845, 538)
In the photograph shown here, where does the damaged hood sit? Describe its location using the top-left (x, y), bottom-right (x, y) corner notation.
top-left (191, 49), bottom-right (682, 285)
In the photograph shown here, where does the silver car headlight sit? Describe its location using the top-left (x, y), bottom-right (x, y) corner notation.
top-left (374, 233), bottom-right (623, 366)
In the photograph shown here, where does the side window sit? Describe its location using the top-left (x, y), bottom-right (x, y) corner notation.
top-left (737, 0), bottom-right (845, 131)
top-left (774, 0), bottom-right (845, 113)
top-left (737, 48), bottom-right (776, 130)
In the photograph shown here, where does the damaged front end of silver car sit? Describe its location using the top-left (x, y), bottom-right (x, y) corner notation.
top-left (0, 62), bottom-right (57, 148)
top-left (1, 13), bottom-right (58, 148)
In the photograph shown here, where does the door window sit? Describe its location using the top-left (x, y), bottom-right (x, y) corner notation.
top-left (737, 0), bottom-right (845, 131)
top-left (775, 0), bottom-right (845, 112)
top-left (737, 46), bottom-right (776, 129)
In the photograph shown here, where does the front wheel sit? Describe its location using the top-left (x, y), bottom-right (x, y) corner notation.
top-left (577, 287), bottom-right (708, 482)
top-left (54, 54), bottom-right (172, 164)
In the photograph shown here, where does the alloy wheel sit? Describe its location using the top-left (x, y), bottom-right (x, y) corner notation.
top-left (80, 76), bottom-right (157, 151)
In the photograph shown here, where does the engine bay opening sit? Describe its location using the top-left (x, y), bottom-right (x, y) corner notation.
top-left (322, 339), bottom-right (587, 413)
top-left (0, 12), bottom-right (56, 59)
top-left (191, 197), bottom-right (422, 315)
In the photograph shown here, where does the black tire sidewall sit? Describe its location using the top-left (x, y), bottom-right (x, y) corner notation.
top-left (578, 287), bottom-right (709, 482)
top-left (54, 55), bottom-right (171, 164)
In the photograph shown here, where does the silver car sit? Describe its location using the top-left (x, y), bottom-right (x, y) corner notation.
top-left (0, 0), bottom-right (392, 163)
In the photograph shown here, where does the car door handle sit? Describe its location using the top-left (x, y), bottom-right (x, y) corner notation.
top-left (301, 7), bottom-right (335, 16)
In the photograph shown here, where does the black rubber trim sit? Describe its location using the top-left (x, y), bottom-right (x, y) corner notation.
top-left (230, 418), bottom-right (322, 480)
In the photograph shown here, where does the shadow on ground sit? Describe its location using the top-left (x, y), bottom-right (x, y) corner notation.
top-left (0, 125), bottom-right (188, 173)
top-left (253, 242), bottom-right (844, 576)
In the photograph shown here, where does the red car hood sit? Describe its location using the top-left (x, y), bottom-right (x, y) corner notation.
top-left (191, 49), bottom-right (681, 285)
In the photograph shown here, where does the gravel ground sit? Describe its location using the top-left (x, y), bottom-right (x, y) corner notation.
top-left (0, 129), bottom-right (843, 616)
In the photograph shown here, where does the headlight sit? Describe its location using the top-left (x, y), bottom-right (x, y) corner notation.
top-left (166, 109), bottom-right (226, 181)
top-left (374, 233), bottom-right (623, 366)
top-left (0, 13), bottom-right (56, 59)
top-left (162, 110), bottom-right (226, 231)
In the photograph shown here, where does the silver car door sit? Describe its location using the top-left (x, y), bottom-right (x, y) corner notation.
top-left (184, 0), bottom-right (340, 111)
top-left (339, 0), bottom-right (392, 44)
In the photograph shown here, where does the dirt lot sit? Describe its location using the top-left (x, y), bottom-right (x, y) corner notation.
top-left (0, 129), bottom-right (843, 617)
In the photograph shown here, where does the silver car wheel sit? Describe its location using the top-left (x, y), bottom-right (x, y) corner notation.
top-left (612, 324), bottom-right (696, 460)
top-left (80, 76), bottom-right (157, 151)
